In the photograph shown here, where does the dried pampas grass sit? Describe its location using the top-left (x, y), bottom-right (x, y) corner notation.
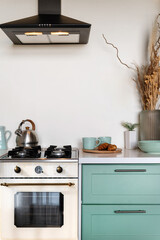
top-left (103, 14), bottom-right (160, 111)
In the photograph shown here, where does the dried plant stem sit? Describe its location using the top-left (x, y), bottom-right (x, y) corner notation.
top-left (103, 14), bottom-right (160, 110)
top-left (102, 34), bottom-right (135, 71)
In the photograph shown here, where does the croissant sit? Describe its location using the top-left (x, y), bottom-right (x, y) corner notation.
top-left (98, 143), bottom-right (109, 150)
top-left (108, 144), bottom-right (117, 151)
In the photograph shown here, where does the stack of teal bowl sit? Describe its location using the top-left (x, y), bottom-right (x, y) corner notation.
top-left (138, 140), bottom-right (160, 153)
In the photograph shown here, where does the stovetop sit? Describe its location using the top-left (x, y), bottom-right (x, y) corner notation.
top-left (0, 145), bottom-right (79, 162)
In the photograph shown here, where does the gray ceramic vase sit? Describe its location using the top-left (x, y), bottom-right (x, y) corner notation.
top-left (139, 110), bottom-right (160, 140)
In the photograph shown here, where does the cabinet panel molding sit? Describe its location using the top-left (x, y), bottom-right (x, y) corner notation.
top-left (82, 164), bottom-right (160, 204)
top-left (82, 205), bottom-right (160, 240)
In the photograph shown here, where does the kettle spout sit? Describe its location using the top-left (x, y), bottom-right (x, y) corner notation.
top-left (15, 128), bottom-right (22, 136)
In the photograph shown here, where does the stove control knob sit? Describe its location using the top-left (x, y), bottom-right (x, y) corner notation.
top-left (56, 166), bottom-right (63, 173)
top-left (14, 166), bottom-right (21, 174)
top-left (35, 166), bottom-right (43, 174)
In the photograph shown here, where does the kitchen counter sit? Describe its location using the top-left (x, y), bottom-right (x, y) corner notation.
top-left (79, 148), bottom-right (160, 164)
top-left (80, 154), bottom-right (160, 240)
top-left (1, 149), bottom-right (160, 164)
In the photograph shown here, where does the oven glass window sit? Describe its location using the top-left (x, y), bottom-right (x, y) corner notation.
top-left (14, 192), bottom-right (63, 227)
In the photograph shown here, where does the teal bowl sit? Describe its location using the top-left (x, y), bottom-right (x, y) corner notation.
top-left (138, 140), bottom-right (160, 153)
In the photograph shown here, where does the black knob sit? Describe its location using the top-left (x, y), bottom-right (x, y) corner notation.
top-left (56, 166), bottom-right (63, 173)
top-left (14, 166), bottom-right (21, 173)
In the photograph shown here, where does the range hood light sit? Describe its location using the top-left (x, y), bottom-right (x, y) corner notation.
top-left (25, 32), bottom-right (43, 36)
top-left (51, 32), bottom-right (69, 36)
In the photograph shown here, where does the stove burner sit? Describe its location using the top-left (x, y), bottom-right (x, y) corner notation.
top-left (45, 145), bottom-right (72, 158)
top-left (8, 146), bottom-right (41, 159)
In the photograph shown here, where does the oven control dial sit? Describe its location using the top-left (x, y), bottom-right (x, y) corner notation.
top-left (56, 166), bottom-right (63, 173)
top-left (14, 166), bottom-right (21, 173)
top-left (35, 166), bottom-right (43, 174)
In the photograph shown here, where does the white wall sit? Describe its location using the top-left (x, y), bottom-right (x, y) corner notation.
top-left (0, 0), bottom-right (159, 148)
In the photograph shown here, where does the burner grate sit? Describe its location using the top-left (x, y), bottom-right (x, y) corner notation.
top-left (45, 145), bottom-right (72, 158)
top-left (8, 146), bottom-right (41, 159)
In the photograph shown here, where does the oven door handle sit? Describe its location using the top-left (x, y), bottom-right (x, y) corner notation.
top-left (0, 182), bottom-right (75, 187)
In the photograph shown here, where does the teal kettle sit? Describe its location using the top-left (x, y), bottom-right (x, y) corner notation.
top-left (0, 126), bottom-right (11, 150)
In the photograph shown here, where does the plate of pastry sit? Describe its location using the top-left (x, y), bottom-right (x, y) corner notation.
top-left (83, 143), bottom-right (122, 154)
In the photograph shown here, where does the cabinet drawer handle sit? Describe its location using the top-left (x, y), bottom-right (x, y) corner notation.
top-left (114, 169), bottom-right (146, 172)
top-left (114, 210), bottom-right (146, 214)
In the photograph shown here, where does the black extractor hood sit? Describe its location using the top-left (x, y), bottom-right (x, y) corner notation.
top-left (0, 0), bottom-right (91, 44)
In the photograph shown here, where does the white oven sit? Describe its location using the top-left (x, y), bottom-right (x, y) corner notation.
top-left (0, 162), bottom-right (78, 240)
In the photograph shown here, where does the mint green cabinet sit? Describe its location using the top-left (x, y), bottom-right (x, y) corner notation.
top-left (82, 164), bottom-right (160, 204)
top-left (82, 205), bottom-right (160, 240)
top-left (81, 164), bottom-right (160, 240)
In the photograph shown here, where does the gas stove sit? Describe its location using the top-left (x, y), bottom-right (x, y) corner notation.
top-left (0, 145), bottom-right (78, 240)
top-left (0, 145), bottom-right (78, 162)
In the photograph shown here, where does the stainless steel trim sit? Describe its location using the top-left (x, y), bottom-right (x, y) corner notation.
top-left (114, 169), bottom-right (146, 172)
top-left (114, 210), bottom-right (146, 214)
top-left (0, 159), bottom-right (78, 163)
top-left (1, 182), bottom-right (75, 187)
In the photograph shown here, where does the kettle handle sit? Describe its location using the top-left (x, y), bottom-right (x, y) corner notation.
top-left (19, 119), bottom-right (36, 131)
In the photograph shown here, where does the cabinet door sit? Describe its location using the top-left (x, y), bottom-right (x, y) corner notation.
top-left (82, 205), bottom-right (160, 240)
top-left (82, 164), bottom-right (160, 204)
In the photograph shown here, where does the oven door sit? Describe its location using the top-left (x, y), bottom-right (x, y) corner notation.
top-left (0, 179), bottom-right (78, 240)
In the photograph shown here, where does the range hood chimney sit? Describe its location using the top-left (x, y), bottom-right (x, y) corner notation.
top-left (0, 0), bottom-right (91, 45)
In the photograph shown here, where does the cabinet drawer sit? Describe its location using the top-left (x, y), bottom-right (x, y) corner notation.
top-left (82, 164), bottom-right (160, 204)
top-left (82, 205), bottom-right (160, 240)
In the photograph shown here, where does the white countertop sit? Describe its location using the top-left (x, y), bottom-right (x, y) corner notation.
top-left (79, 148), bottom-right (160, 164)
